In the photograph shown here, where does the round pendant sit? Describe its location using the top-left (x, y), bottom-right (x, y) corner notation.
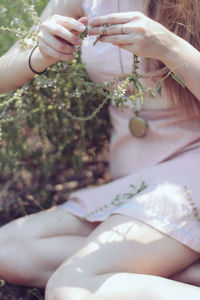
top-left (129, 116), bottom-right (148, 138)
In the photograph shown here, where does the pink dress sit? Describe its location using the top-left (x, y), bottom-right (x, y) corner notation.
top-left (61, 0), bottom-right (200, 254)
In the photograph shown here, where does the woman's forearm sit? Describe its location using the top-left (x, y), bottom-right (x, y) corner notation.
top-left (0, 44), bottom-right (50, 93)
top-left (161, 34), bottom-right (200, 101)
top-left (0, 0), bottom-right (85, 94)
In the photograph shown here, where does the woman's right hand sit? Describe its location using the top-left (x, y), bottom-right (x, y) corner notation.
top-left (36, 15), bottom-right (87, 66)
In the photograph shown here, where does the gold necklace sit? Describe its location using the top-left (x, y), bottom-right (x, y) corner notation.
top-left (117, 0), bottom-right (148, 138)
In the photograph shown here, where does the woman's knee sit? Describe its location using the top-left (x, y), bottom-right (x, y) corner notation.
top-left (46, 284), bottom-right (89, 300)
top-left (45, 265), bottom-right (94, 300)
top-left (0, 226), bottom-right (39, 285)
top-left (46, 287), bottom-right (91, 300)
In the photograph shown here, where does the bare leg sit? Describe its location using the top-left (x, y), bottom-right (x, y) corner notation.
top-left (0, 207), bottom-right (98, 287)
top-left (49, 274), bottom-right (200, 300)
top-left (171, 259), bottom-right (200, 286)
top-left (45, 214), bottom-right (200, 300)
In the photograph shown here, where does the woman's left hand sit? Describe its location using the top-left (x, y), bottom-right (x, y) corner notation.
top-left (88, 12), bottom-right (176, 62)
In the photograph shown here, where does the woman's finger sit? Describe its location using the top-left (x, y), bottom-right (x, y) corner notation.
top-left (52, 15), bottom-right (86, 32)
top-left (89, 24), bottom-right (125, 36)
top-left (39, 39), bottom-right (75, 62)
top-left (99, 34), bottom-right (132, 45)
top-left (88, 12), bottom-right (141, 26)
top-left (78, 16), bottom-right (88, 25)
top-left (39, 31), bottom-right (75, 54)
top-left (43, 23), bottom-right (82, 46)
top-left (117, 44), bottom-right (133, 52)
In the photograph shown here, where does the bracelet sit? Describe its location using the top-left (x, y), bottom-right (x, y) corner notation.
top-left (28, 44), bottom-right (47, 75)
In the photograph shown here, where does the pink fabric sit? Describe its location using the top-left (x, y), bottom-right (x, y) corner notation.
top-left (109, 106), bottom-right (200, 178)
top-left (60, 0), bottom-right (200, 255)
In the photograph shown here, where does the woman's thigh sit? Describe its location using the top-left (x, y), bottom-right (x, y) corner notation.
top-left (46, 214), bottom-right (200, 296)
top-left (0, 206), bottom-right (99, 286)
top-left (0, 206), bottom-right (98, 241)
top-left (62, 214), bottom-right (199, 276)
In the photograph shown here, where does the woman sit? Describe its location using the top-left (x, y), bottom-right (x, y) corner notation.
top-left (0, 0), bottom-right (200, 299)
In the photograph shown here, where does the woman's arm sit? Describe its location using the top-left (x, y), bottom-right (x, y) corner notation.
top-left (88, 12), bottom-right (200, 101)
top-left (160, 34), bottom-right (200, 102)
top-left (0, 0), bottom-right (85, 93)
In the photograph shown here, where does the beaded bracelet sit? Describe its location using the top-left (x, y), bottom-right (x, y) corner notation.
top-left (28, 44), bottom-right (47, 75)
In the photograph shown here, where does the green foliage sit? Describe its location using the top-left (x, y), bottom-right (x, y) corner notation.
top-left (0, 52), bottom-right (111, 177)
top-left (0, 0), bottom-right (48, 55)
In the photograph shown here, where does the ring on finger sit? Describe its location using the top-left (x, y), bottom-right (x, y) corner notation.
top-left (101, 24), bottom-right (109, 35)
top-left (120, 25), bottom-right (125, 34)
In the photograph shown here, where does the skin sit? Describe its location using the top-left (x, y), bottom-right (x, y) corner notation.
top-left (0, 1), bottom-right (200, 299)
top-left (88, 11), bottom-right (200, 101)
top-left (0, 0), bottom-right (86, 93)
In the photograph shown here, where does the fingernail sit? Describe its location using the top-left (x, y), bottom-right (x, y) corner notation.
top-left (79, 24), bottom-right (85, 31)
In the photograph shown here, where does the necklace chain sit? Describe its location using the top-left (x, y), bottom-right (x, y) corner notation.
top-left (117, 0), bottom-right (125, 75)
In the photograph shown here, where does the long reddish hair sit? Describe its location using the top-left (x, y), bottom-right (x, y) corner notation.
top-left (144, 0), bottom-right (200, 116)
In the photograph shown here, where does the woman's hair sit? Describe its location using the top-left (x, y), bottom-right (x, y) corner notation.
top-left (144, 0), bottom-right (200, 116)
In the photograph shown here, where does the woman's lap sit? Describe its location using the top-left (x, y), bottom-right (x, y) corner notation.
top-left (46, 213), bottom-right (200, 299)
top-left (1, 206), bottom-right (199, 289)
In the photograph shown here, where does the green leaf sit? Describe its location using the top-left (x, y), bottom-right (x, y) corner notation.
top-left (129, 74), bottom-right (138, 82)
top-left (124, 193), bottom-right (134, 199)
top-left (130, 184), bottom-right (136, 189)
top-left (147, 87), bottom-right (156, 99)
top-left (135, 80), bottom-right (146, 93)
top-left (156, 80), bottom-right (162, 97)
top-left (93, 36), bottom-right (101, 46)
top-left (171, 73), bottom-right (185, 88)
top-left (140, 94), bottom-right (144, 104)
top-left (79, 26), bottom-right (89, 40)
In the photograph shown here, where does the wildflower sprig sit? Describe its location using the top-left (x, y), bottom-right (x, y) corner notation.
top-left (0, 0), bottom-right (40, 49)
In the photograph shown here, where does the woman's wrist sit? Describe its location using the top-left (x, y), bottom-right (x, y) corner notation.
top-left (159, 32), bottom-right (200, 100)
top-left (28, 45), bottom-right (47, 74)
top-left (28, 45), bottom-right (53, 74)
top-left (159, 32), bottom-right (188, 71)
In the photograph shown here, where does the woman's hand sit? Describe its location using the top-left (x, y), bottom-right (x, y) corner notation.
top-left (88, 12), bottom-right (176, 61)
top-left (37, 15), bottom-right (87, 66)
